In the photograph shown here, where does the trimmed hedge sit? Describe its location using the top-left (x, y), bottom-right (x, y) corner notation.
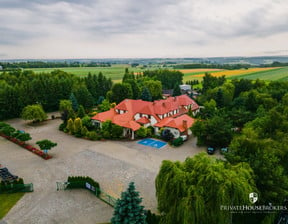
top-left (67, 176), bottom-right (100, 196)
top-left (172, 137), bottom-right (184, 147)
top-left (0, 179), bottom-right (24, 192)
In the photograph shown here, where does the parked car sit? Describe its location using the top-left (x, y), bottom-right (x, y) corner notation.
top-left (180, 135), bottom-right (188, 141)
top-left (220, 147), bottom-right (228, 154)
top-left (207, 147), bottom-right (215, 155)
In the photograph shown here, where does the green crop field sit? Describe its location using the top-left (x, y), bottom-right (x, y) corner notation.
top-left (24, 64), bottom-right (143, 82)
top-left (14, 65), bottom-right (288, 83)
top-left (227, 67), bottom-right (288, 81)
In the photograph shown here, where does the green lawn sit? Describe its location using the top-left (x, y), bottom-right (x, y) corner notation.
top-left (0, 193), bottom-right (24, 219)
top-left (25, 64), bottom-right (143, 82)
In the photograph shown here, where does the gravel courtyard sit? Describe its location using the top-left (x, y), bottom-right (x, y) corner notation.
top-left (1, 116), bottom-right (205, 224)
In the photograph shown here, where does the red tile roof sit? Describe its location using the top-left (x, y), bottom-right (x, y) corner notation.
top-left (136, 117), bottom-right (150, 124)
top-left (155, 114), bottom-right (195, 132)
top-left (92, 95), bottom-right (199, 132)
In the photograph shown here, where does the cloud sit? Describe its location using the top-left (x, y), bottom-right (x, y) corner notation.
top-left (0, 0), bottom-right (288, 58)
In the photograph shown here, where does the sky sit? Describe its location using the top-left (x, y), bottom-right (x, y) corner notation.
top-left (0, 0), bottom-right (288, 59)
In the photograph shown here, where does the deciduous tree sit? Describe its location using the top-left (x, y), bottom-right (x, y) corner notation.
top-left (21, 104), bottom-right (47, 123)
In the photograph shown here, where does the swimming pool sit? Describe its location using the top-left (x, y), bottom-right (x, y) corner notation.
top-left (137, 138), bottom-right (167, 149)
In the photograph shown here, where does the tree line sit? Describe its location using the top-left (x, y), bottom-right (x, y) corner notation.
top-left (0, 61), bottom-right (111, 70)
top-left (0, 70), bottom-right (112, 120)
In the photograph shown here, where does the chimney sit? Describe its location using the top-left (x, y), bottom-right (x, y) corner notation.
top-left (183, 120), bottom-right (188, 135)
top-left (183, 120), bottom-right (187, 129)
top-left (162, 102), bottom-right (165, 107)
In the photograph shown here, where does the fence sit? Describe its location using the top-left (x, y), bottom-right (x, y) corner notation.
top-left (0, 183), bottom-right (34, 193)
top-left (56, 181), bottom-right (117, 207)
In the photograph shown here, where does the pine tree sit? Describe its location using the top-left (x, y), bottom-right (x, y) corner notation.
top-left (140, 87), bottom-right (152, 102)
top-left (77, 105), bottom-right (86, 118)
top-left (111, 182), bottom-right (146, 224)
top-left (69, 93), bottom-right (79, 111)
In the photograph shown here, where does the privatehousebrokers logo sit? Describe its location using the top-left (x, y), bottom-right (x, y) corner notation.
top-left (249, 192), bottom-right (258, 204)
top-left (220, 193), bottom-right (288, 214)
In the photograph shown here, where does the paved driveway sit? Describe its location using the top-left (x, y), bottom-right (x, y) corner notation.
top-left (1, 117), bottom-right (205, 224)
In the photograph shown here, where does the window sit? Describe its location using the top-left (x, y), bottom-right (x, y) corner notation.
top-left (148, 115), bottom-right (151, 119)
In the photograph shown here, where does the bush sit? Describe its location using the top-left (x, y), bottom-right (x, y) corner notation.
top-left (111, 124), bottom-right (123, 139)
top-left (146, 210), bottom-right (161, 224)
top-left (147, 126), bottom-right (154, 137)
top-left (59, 122), bottom-right (66, 131)
top-left (102, 130), bottom-right (111, 139)
top-left (0, 178), bottom-right (25, 192)
top-left (136, 127), bottom-right (148, 138)
top-left (87, 131), bottom-right (101, 140)
top-left (67, 176), bottom-right (101, 196)
top-left (0, 126), bottom-right (16, 137)
top-left (172, 137), bottom-right (184, 147)
top-left (82, 116), bottom-right (94, 130)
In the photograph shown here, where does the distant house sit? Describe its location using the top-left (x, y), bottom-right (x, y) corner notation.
top-left (162, 89), bottom-right (174, 98)
top-left (180, 84), bottom-right (192, 94)
top-left (0, 65), bottom-right (3, 70)
top-left (92, 95), bottom-right (199, 139)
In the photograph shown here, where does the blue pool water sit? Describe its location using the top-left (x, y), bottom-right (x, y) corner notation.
top-left (137, 138), bottom-right (167, 149)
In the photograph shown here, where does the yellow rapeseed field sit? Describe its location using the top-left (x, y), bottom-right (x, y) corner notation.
top-left (192, 67), bottom-right (278, 78)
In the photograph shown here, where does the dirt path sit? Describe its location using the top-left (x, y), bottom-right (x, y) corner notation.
top-left (1, 117), bottom-right (205, 224)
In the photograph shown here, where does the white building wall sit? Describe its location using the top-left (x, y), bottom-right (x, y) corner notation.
top-left (150, 116), bottom-right (157, 125)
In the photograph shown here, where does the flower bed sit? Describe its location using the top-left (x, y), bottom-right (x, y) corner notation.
top-left (0, 133), bottom-right (52, 160)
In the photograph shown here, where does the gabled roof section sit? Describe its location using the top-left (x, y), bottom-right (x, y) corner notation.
top-left (136, 117), bottom-right (150, 124)
top-left (91, 109), bottom-right (116, 122)
top-left (155, 114), bottom-right (195, 132)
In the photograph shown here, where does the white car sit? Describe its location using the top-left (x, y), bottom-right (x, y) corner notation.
top-left (180, 135), bottom-right (188, 141)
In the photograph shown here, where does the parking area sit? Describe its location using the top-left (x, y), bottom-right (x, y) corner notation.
top-left (1, 117), bottom-right (205, 224)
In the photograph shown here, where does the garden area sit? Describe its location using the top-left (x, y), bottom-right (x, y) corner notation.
top-left (0, 122), bottom-right (56, 160)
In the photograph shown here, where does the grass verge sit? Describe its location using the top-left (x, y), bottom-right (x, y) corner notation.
top-left (0, 193), bottom-right (25, 219)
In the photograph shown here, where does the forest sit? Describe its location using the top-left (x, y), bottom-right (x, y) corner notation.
top-left (157, 73), bottom-right (288, 224)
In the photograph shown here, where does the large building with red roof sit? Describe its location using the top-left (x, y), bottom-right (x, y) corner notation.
top-left (91, 95), bottom-right (199, 139)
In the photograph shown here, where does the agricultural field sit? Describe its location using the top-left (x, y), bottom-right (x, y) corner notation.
top-left (21, 65), bottom-right (288, 83)
top-left (24, 64), bottom-right (143, 82)
top-left (181, 67), bottom-right (288, 82)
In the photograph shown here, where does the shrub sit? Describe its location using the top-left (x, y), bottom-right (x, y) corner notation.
top-left (67, 176), bottom-right (101, 196)
top-left (59, 123), bottom-right (66, 131)
top-left (0, 126), bottom-right (16, 137)
top-left (147, 126), bottom-right (154, 137)
top-left (81, 126), bottom-right (88, 137)
top-left (66, 118), bottom-right (75, 134)
top-left (102, 130), bottom-right (111, 139)
top-left (0, 122), bottom-right (9, 129)
top-left (87, 131), bottom-right (100, 140)
top-left (172, 137), bottom-right (184, 147)
top-left (136, 127), bottom-right (148, 138)
top-left (146, 210), bottom-right (161, 224)
top-left (82, 116), bottom-right (94, 130)
top-left (111, 124), bottom-right (123, 139)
